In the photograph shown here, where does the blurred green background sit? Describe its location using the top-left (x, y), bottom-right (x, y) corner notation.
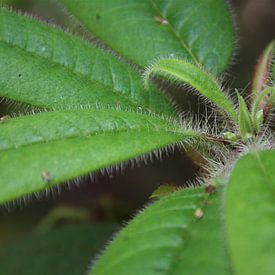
top-left (0, 0), bottom-right (274, 274)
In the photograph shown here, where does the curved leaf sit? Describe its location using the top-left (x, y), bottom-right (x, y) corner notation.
top-left (0, 8), bottom-right (175, 116)
top-left (0, 223), bottom-right (117, 275)
top-left (225, 150), bottom-right (275, 275)
top-left (144, 58), bottom-right (237, 123)
top-left (251, 40), bottom-right (274, 101)
top-left (91, 186), bottom-right (231, 275)
top-left (251, 87), bottom-right (275, 116)
top-left (0, 109), bottom-right (197, 204)
top-left (236, 92), bottom-right (253, 137)
top-left (61, 0), bottom-right (235, 74)
top-left (251, 86), bottom-right (275, 130)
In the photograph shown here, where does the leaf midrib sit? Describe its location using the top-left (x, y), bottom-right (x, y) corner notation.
top-left (148, 0), bottom-right (200, 66)
top-left (164, 194), bottom-right (209, 274)
top-left (64, 0), bottom-right (200, 69)
top-left (97, 190), bottom-right (206, 274)
top-left (0, 37), bottom-right (152, 112)
top-left (0, 119), bottom-right (188, 152)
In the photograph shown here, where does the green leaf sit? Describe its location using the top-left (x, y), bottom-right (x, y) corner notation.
top-left (251, 40), bottom-right (274, 101)
top-left (91, 186), bottom-right (230, 275)
top-left (223, 131), bottom-right (238, 142)
top-left (149, 184), bottom-right (177, 200)
top-left (0, 223), bottom-right (117, 275)
top-left (251, 86), bottom-right (275, 131)
top-left (225, 150), bottom-right (275, 275)
top-left (0, 109), bottom-right (198, 204)
top-left (144, 58), bottom-right (238, 123)
top-left (60, 0), bottom-right (235, 74)
top-left (273, 62), bottom-right (275, 80)
top-left (0, 8), bottom-right (175, 116)
top-left (237, 91), bottom-right (253, 138)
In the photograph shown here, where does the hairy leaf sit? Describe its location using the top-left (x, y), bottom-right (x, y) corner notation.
top-left (149, 184), bottom-right (177, 200)
top-left (0, 8), bottom-right (175, 116)
top-left (0, 223), bottom-right (117, 275)
top-left (251, 40), bottom-right (274, 102)
top-left (61, 0), bottom-right (235, 74)
top-left (0, 109), bottom-right (198, 204)
top-left (225, 150), bottom-right (275, 275)
top-left (251, 86), bottom-right (275, 130)
top-left (91, 186), bottom-right (230, 275)
top-left (237, 92), bottom-right (253, 138)
top-left (144, 58), bottom-right (237, 122)
top-left (251, 87), bottom-right (275, 116)
top-left (273, 62), bottom-right (275, 80)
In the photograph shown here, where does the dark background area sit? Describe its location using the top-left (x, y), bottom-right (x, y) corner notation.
top-left (0, 0), bottom-right (274, 256)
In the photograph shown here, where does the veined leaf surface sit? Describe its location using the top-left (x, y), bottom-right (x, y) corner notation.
top-left (0, 8), bottom-right (175, 116)
top-left (92, 186), bottom-right (230, 275)
top-left (0, 109), bottom-right (198, 204)
top-left (61, 0), bottom-right (235, 74)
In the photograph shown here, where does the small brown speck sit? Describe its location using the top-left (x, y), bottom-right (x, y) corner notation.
top-left (0, 115), bottom-right (11, 124)
top-left (205, 184), bottom-right (217, 194)
top-left (194, 208), bottom-right (203, 219)
top-left (41, 171), bottom-right (51, 184)
top-left (154, 16), bottom-right (168, 25)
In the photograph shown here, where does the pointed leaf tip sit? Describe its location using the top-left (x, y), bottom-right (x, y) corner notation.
top-left (144, 58), bottom-right (238, 123)
top-left (251, 40), bottom-right (275, 101)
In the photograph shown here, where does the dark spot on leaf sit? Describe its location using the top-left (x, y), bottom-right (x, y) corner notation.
top-left (122, 236), bottom-right (130, 241)
top-left (96, 14), bottom-right (101, 21)
top-left (18, 73), bottom-right (22, 77)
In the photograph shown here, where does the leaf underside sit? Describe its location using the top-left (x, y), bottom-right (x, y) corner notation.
top-left (0, 109), bottom-right (197, 204)
top-left (144, 58), bottom-right (238, 122)
top-left (61, 0), bottom-right (234, 75)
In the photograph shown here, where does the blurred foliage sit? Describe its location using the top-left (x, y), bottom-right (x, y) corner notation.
top-left (0, 223), bottom-right (117, 275)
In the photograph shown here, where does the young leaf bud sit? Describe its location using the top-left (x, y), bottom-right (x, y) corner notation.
top-left (223, 131), bottom-right (238, 142)
top-left (236, 90), bottom-right (254, 139)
